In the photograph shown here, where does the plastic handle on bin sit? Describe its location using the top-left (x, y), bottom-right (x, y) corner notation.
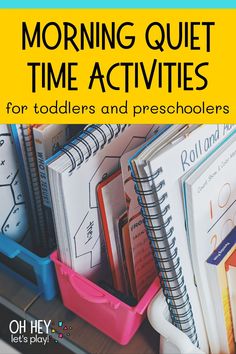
top-left (0, 241), bottom-right (20, 259)
top-left (147, 290), bottom-right (206, 354)
top-left (69, 274), bottom-right (111, 305)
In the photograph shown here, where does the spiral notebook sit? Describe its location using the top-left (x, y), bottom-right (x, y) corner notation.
top-left (120, 124), bottom-right (166, 300)
top-left (47, 124), bottom-right (163, 281)
top-left (129, 124), bottom-right (235, 352)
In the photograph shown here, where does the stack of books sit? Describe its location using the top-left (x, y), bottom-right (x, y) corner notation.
top-left (1, 124), bottom-right (84, 255)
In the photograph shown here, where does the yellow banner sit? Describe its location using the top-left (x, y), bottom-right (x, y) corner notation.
top-left (0, 9), bottom-right (235, 123)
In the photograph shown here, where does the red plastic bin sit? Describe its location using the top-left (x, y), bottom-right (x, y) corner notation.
top-left (51, 251), bottom-right (160, 345)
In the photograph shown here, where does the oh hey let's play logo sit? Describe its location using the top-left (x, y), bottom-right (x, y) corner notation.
top-left (9, 319), bottom-right (72, 346)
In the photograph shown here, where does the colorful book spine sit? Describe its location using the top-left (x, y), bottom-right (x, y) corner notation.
top-left (11, 124), bottom-right (43, 248)
top-left (33, 124), bottom-right (85, 251)
top-left (226, 249), bottom-right (236, 341)
top-left (21, 125), bottom-right (47, 247)
top-left (206, 228), bottom-right (236, 354)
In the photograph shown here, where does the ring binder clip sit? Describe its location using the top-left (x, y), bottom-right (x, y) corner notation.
top-left (132, 167), bottom-right (199, 347)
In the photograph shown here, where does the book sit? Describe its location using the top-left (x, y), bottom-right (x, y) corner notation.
top-left (11, 124), bottom-right (47, 251)
top-left (130, 124), bottom-right (235, 351)
top-left (183, 127), bottom-right (236, 353)
top-left (97, 169), bottom-right (128, 293)
top-left (0, 124), bottom-right (29, 244)
top-left (33, 124), bottom-right (85, 251)
top-left (206, 228), bottom-right (236, 354)
top-left (47, 124), bottom-right (165, 282)
top-left (120, 124), bottom-right (166, 299)
top-left (226, 251), bottom-right (236, 340)
top-left (117, 211), bottom-right (137, 298)
top-left (33, 124), bottom-right (85, 208)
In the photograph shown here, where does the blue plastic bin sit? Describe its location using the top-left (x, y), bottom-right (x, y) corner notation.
top-left (0, 234), bottom-right (57, 300)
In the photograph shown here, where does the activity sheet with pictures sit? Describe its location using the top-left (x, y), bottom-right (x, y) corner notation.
top-left (183, 128), bottom-right (236, 354)
top-left (47, 124), bottom-right (163, 281)
top-left (130, 124), bottom-right (234, 351)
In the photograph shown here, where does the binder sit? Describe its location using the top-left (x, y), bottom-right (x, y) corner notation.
top-left (129, 124), bottom-right (235, 352)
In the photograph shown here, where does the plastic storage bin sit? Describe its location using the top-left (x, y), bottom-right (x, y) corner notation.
top-left (51, 250), bottom-right (160, 345)
top-left (0, 234), bottom-right (57, 301)
top-left (147, 290), bottom-right (205, 354)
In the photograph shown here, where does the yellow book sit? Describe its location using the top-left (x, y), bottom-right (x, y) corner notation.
top-left (206, 228), bottom-right (236, 354)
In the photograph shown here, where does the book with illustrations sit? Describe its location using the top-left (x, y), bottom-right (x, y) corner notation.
top-left (206, 228), bottom-right (236, 354)
top-left (47, 124), bottom-right (166, 282)
top-left (130, 124), bottom-right (235, 351)
top-left (183, 127), bottom-right (236, 353)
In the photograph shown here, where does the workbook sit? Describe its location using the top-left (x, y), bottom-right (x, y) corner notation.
top-left (183, 127), bottom-right (236, 353)
top-left (0, 124), bottom-right (29, 244)
top-left (130, 124), bottom-right (235, 352)
top-left (206, 228), bottom-right (236, 354)
top-left (33, 124), bottom-right (85, 251)
top-left (33, 124), bottom-right (84, 208)
top-left (120, 125), bottom-right (166, 299)
top-left (47, 124), bottom-right (165, 281)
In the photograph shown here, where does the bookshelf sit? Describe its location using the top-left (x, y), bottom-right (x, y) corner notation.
top-left (0, 268), bottom-right (159, 354)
